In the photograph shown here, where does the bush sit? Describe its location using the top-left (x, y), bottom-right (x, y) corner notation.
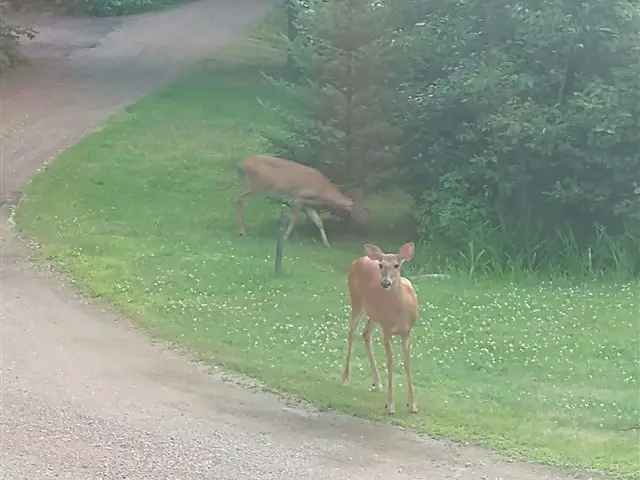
top-left (1, 0), bottom-right (187, 17)
top-left (270, 0), bottom-right (640, 276)
top-left (0, 3), bottom-right (36, 74)
top-left (84, 0), bottom-right (150, 15)
top-left (394, 0), bottom-right (640, 276)
top-left (74, 0), bottom-right (185, 16)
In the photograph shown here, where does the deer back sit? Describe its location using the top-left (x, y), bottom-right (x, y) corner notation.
top-left (242, 155), bottom-right (354, 211)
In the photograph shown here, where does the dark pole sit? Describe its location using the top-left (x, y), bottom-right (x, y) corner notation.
top-left (275, 205), bottom-right (288, 274)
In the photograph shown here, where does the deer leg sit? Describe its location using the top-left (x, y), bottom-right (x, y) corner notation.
top-left (362, 320), bottom-right (381, 391)
top-left (236, 190), bottom-right (252, 236)
top-left (383, 334), bottom-right (395, 415)
top-left (401, 334), bottom-right (418, 413)
top-left (283, 204), bottom-right (301, 240)
top-left (305, 207), bottom-right (331, 247)
top-left (342, 307), bottom-right (364, 385)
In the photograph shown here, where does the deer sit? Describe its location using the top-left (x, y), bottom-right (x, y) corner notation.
top-left (235, 154), bottom-right (368, 247)
top-left (342, 242), bottom-right (419, 415)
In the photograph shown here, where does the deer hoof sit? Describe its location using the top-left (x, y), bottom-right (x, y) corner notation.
top-left (385, 402), bottom-right (396, 415)
top-left (408, 403), bottom-right (419, 414)
top-left (341, 372), bottom-right (350, 385)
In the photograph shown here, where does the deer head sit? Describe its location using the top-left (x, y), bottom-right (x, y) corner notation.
top-left (364, 242), bottom-right (415, 289)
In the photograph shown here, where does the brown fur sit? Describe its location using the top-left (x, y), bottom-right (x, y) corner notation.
top-left (342, 242), bottom-right (419, 414)
top-left (236, 155), bottom-right (367, 247)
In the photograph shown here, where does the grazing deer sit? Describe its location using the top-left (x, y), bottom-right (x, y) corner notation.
top-left (236, 154), bottom-right (368, 247)
top-left (342, 242), bottom-right (419, 414)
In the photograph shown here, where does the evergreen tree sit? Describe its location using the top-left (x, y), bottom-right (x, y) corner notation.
top-left (264, 0), bottom-right (401, 194)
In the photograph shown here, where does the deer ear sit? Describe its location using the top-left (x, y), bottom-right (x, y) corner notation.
top-left (398, 242), bottom-right (415, 262)
top-left (364, 243), bottom-right (384, 261)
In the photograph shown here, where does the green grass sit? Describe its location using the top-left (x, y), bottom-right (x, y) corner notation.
top-left (15, 9), bottom-right (640, 479)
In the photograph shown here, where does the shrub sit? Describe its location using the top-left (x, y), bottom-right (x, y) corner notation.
top-left (395, 0), bottom-right (640, 276)
top-left (75, 0), bottom-right (185, 16)
top-left (0, 3), bottom-right (36, 74)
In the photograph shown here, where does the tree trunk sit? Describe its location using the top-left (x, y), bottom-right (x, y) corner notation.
top-left (286, 0), bottom-right (299, 80)
top-left (344, 0), bottom-right (356, 187)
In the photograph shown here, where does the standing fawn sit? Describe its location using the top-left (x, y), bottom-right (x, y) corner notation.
top-left (236, 154), bottom-right (368, 247)
top-left (342, 242), bottom-right (419, 414)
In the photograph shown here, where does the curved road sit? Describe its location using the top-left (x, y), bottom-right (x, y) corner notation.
top-left (0, 2), bottom-right (599, 478)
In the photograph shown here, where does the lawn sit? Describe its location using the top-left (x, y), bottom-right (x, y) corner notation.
top-left (15, 9), bottom-right (640, 479)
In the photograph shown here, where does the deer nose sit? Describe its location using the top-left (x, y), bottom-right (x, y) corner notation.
top-left (381, 279), bottom-right (392, 289)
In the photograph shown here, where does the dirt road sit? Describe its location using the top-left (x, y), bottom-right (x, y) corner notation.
top-left (0, 1), bottom-right (600, 478)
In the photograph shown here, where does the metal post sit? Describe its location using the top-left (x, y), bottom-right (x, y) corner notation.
top-left (275, 205), bottom-right (288, 274)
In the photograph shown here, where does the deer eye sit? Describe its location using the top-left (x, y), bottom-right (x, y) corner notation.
top-left (378, 263), bottom-right (383, 269)
top-left (394, 264), bottom-right (400, 268)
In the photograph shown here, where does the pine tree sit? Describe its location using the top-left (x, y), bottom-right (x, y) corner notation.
top-left (264, 0), bottom-right (401, 194)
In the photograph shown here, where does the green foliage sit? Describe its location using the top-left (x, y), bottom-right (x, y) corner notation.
top-left (271, 0), bottom-right (640, 276)
top-left (78, 0), bottom-right (186, 16)
top-left (262, 0), bottom-right (402, 192)
top-left (2, 0), bottom-right (188, 16)
top-left (394, 0), bottom-right (640, 276)
top-left (0, 3), bottom-right (36, 73)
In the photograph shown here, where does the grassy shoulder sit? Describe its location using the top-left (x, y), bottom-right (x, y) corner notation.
top-left (15, 9), bottom-right (640, 479)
